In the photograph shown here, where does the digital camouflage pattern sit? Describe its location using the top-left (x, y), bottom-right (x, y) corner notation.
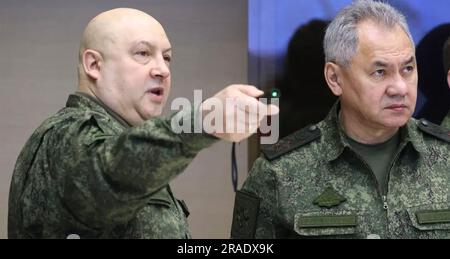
top-left (442, 111), bottom-right (450, 129)
top-left (232, 102), bottom-right (450, 239)
top-left (9, 93), bottom-right (218, 239)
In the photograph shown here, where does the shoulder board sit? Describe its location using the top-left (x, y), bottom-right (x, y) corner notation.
top-left (418, 119), bottom-right (450, 143)
top-left (261, 124), bottom-right (321, 161)
top-left (231, 190), bottom-right (260, 239)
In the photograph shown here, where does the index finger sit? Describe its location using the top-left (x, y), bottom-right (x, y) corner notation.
top-left (234, 84), bottom-right (264, 98)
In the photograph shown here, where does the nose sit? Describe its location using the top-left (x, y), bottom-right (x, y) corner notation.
top-left (386, 73), bottom-right (408, 97)
top-left (150, 55), bottom-right (170, 80)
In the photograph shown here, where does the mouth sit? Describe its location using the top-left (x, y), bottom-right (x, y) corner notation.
top-left (385, 104), bottom-right (408, 111)
top-left (149, 87), bottom-right (164, 97)
top-left (147, 87), bottom-right (165, 103)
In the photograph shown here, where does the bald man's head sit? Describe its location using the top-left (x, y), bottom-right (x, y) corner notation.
top-left (78, 8), bottom-right (168, 86)
top-left (77, 8), bottom-right (173, 126)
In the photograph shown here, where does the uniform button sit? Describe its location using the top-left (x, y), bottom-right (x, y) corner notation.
top-left (420, 119), bottom-right (429, 127)
top-left (366, 234), bottom-right (381, 239)
top-left (67, 234), bottom-right (81, 239)
top-left (309, 125), bottom-right (318, 132)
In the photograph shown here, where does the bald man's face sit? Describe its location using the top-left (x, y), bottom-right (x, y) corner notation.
top-left (95, 14), bottom-right (172, 125)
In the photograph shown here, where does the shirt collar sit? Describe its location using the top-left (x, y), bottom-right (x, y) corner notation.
top-left (322, 101), bottom-right (424, 163)
top-left (66, 92), bottom-right (131, 128)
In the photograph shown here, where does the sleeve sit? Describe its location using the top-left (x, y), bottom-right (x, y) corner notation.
top-left (50, 106), bottom-right (218, 229)
top-left (231, 156), bottom-right (279, 239)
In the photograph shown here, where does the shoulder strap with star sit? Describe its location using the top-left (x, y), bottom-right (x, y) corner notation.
top-left (418, 119), bottom-right (450, 143)
top-left (261, 124), bottom-right (321, 161)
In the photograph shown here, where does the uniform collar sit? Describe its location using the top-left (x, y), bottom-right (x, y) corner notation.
top-left (66, 92), bottom-right (132, 128)
top-left (323, 101), bottom-right (424, 163)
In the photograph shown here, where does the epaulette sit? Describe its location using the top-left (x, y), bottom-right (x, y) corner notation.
top-left (261, 124), bottom-right (321, 161)
top-left (418, 119), bottom-right (450, 143)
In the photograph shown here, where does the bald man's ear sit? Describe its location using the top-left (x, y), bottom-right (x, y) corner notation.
top-left (83, 50), bottom-right (103, 81)
top-left (324, 62), bottom-right (343, 97)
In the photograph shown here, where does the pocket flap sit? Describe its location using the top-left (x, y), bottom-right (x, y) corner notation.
top-left (294, 212), bottom-right (358, 236)
top-left (407, 203), bottom-right (450, 230)
top-left (416, 210), bottom-right (450, 225)
top-left (297, 215), bottom-right (357, 228)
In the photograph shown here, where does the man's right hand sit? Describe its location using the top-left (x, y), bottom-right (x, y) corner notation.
top-left (201, 84), bottom-right (279, 143)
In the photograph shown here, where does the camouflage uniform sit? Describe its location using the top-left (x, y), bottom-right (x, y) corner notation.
top-left (442, 111), bottom-right (450, 129)
top-left (9, 93), bottom-right (218, 239)
top-left (232, 102), bottom-right (450, 239)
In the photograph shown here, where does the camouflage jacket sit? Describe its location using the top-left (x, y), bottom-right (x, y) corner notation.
top-left (232, 103), bottom-right (450, 239)
top-left (442, 111), bottom-right (450, 129)
top-left (9, 93), bottom-right (218, 239)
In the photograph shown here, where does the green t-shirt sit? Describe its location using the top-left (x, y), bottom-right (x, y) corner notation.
top-left (346, 132), bottom-right (400, 195)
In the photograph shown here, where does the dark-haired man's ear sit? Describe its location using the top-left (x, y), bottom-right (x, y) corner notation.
top-left (83, 50), bottom-right (103, 81)
top-left (324, 62), bottom-right (343, 97)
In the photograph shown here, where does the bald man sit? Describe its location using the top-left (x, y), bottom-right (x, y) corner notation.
top-left (8, 8), bottom-right (277, 239)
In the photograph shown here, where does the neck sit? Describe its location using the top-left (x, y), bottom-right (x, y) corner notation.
top-left (77, 84), bottom-right (133, 127)
top-left (78, 83), bottom-right (97, 98)
top-left (339, 110), bottom-right (399, 145)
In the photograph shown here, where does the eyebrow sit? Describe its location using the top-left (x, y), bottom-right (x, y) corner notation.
top-left (372, 56), bottom-right (415, 68)
top-left (373, 60), bottom-right (388, 68)
top-left (403, 56), bottom-right (415, 66)
top-left (135, 40), bottom-right (172, 53)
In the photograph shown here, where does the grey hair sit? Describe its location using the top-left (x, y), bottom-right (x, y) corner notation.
top-left (324, 0), bottom-right (414, 67)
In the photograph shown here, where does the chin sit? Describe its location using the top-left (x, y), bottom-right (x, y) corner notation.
top-left (142, 104), bottom-right (164, 119)
top-left (381, 116), bottom-right (410, 128)
top-left (148, 109), bottom-right (163, 118)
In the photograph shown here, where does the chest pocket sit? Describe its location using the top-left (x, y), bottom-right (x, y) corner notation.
top-left (294, 211), bottom-right (359, 238)
top-left (407, 203), bottom-right (450, 238)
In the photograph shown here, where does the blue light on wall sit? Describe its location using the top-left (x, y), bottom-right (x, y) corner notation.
top-left (249, 0), bottom-right (450, 57)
